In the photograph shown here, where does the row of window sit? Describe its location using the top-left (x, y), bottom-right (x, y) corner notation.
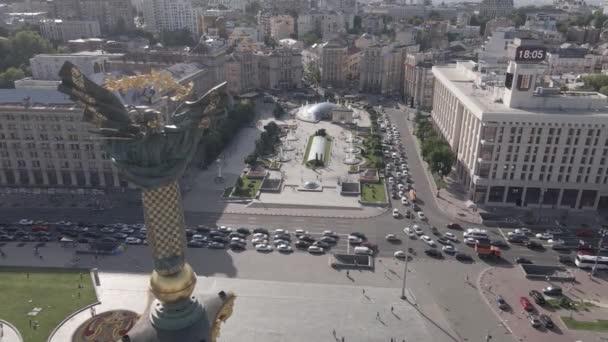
top-left (1, 159), bottom-right (112, 170)
top-left (491, 171), bottom-right (608, 184)
top-left (1, 114), bottom-right (77, 122)
top-left (0, 133), bottom-right (82, 141)
top-left (0, 142), bottom-right (97, 151)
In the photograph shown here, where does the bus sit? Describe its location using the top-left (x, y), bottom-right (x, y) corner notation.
top-left (574, 254), bottom-right (608, 270)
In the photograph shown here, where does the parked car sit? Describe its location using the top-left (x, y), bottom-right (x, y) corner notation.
top-left (443, 232), bottom-right (457, 242)
top-left (421, 235), bottom-right (436, 247)
top-left (255, 244), bottom-right (273, 252)
top-left (348, 235), bottom-right (363, 244)
top-left (394, 250), bottom-right (406, 259)
top-left (496, 295), bottom-right (508, 310)
top-left (543, 286), bottom-right (562, 296)
top-left (447, 222), bottom-right (462, 230)
top-left (253, 228), bottom-right (270, 235)
top-left (187, 240), bottom-right (205, 248)
top-left (527, 314), bottom-right (542, 328)
top-left (516, 257), bottom-right (533, 264)
top-left (385, 234), bottom-right (399, 242)
top-left (558, 255), bottom-right (573, 264)
top-left (425, 249), bottom-right (442, 258)
top-left (526, 241), bottom-right (544, 249)
top-left (539, 314), bottom-right (554, 329)
top-left (308, 245), bottom-right (324, 254)
top-left (455, 253), bottom-right (473, 262)
top-left (520, 297), bottom-right (533, 311)
top-left (350, 232), bottom-right (366, 240)
top-left (529, 290), bottom-right (545, 304)
top-left (442, 245), bottom-right (456, 254)
top-left (295, 240), bottom-right (310, 249)
top-left (392, 209), bottom-right (400, 218)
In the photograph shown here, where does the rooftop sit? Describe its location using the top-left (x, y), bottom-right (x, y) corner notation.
top-left (432, 61), bottom-right (608, 119)
top-left (0, 89), bottom-right (74, 107)
top-left (33, 50), bottom-right (123, 58)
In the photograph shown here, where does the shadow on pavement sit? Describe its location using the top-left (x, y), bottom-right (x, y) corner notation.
top-left (407, 300), bottom-right (460, 342)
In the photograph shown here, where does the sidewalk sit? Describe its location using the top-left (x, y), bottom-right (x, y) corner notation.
top-left (402, 112), bottom-right (483, 225)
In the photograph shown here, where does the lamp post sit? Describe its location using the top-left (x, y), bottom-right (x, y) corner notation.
top-left (537, 188), bottom-right (547, 223)
top-left (591, 228), bottom-right (608, 277)
top-left (400, 236), bottom-right (410, 300)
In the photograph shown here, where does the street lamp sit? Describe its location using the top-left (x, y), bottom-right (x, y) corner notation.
top-left (537, 188), bottom-right (547, 223)
top-left (400, 236), bottom-right (410, 300)
top-left (591, 228), bottom-right (608, 277)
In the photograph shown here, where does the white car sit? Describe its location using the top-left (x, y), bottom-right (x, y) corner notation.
top-left (253, 233), bottom-right (268, 239)
top-left (394, 250), bottom-right (406, 259)
top-left (18, 219), bottom-right (33, 225)
top-left (385, 234), bottom-right (399, 242)
top-left (520, 228), bottom-right (531, 234)
top-left (401, 197), bottom-right (409, 205)
top-left (125, 237), bottom-right (142, 245)
top-left (323, 230), bottom-right (337, 237)
top-left (396, 172), bottom-right (402, 178)
top-left (255, 244), bottom-right (273, 252)
top-left (421, 235), bottom-right (436, 247)
top-left (443, 232), bottom-right (458, 242)
top-left (413, 225), bottom-right (424, 235)
top-left (392, 209), bottom-right (400, 218)
top-left (548, 238), bottom-right (565, 245)
top-left (294, 229), bottom-right (308, 236)
top-left (398, 191), bottom-right (404, 198)
top-left (274, 229), bottom-right (288, 235)
top-left (308, 245), bottom-right (324, 254)
top-left (348, 235), bottom-right (363, 244)
top-left (231, 237), bottom-right (246, 245)
top-left (277, 244), bottom-right (293, 253)
top-left (464, 237), bottom-right (477, 245)
top-left (417, 212), bottom-right (427, 220)
top-left (251, 238), bottom-right (268, 245)
top-left (218, 226), bottom-right (232, 232)
top-left (273, 239), bottom-right (290, 246)
top-left (508, 231), bottom-right (526, 237)
top-left (388, 177), bottom-right (395, 184)
top-left (401, 164), bottom-right (408, 170)
top-left (192, 234), bottom-right (206, 241)
top-left (398, 184), bottom-right (406, 191)
top-left (442, 245), bottom-right (457, 254)
top-left (536, 233), bottom-right (553, 240)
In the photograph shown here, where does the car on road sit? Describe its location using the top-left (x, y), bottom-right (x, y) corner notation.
top-left (295, 240), bottom-right (310, 249)
top-left (536, 233), bottom-right (553, 240)
top-left (385, 234), bottom-right (399, 242)
top-left (421, 235), bottom-right (436, 247)
top-left (527, 314), bottom-right (542, 328)
top-left (551, 243), bottom-right (569, 251)
top-left (392, 209), bottom-right (400, 218)
top-left (187, 240), bottom-right (205, 248)
top-left (443, 232), bottom-right (457, 242)
top-left (446, 222), bottom-right (462, 230)
top-left (529, 290), bottom-right (545, 304)
top-left (320, 236), bottom-right (337, 244)
top-left (323, 230), bottom-right (338, 238)
top-left (542, 286), bottom-right (562, 296)
top-left (442, 245), bottom-right (456, 254)
top-left (253, 228), bottom-right (270, 235)
top-left (417, 212), bottom-right (426, 220)
top-left (526, 241), bottom-right (544, 249)
top-left (490, 240), bottom-right (508, 248)
top-left (437, 237), bottom-right (451, 245)
top-left (229, 242), bottom-right (246, 250)
top-left (455, 253), bottom-right (473, 262)
top-left (539, 314), bottom-right (554, 329)
top-left (294, 229), bottom-right (308, 237)
top-left (508, 236), bottom-right (527, 243)
top-left (520, 297), bottom-right (533, 311)
top-left (464, 237), bottom-right (477, 245)
top-left (277, 244), bottom-right (293, 253)
top-left (575, 230), bottom-right (593, 237)
top-left (430, 226), bottom-right (439, 236)
top-left (236, 227), bottom-right (251, 235)
top-left (516, 257), bottom-right (533, 264)
top-left (125, 237), bottom-right (142, 245)
top-left (299, 235), bottom-right (315, 243)
top-left (253, 233), bottom-right (268, 239)
top-left (413, 225), bottom-right (424, 235)
top-left (255, 244), bottom-right (273, 252)
top-left (273, 229), bottom-right (289, 235)
top-left (273, 234), bottom-right (291, 241)
top-left (496, 295), bottom-right (508, 310)
top-left (394, 250), bottom-right (406, 259)
top-left (425, 249), bottom-right (442, 258)
top-left (208, 242), bottom-right (225, 249)
top-left (308, 245), bottom-right (324, 254)
top-left (18, 219), bottom-right (33, 225)
top-left (231, 237), bottom-right (247, 245)
top-left (558, 255), bottom-right (573, 264)
top-left (348, 235), bottom-right (363, 244)
top-left (350, 232), bottom-right (366, 240)
top-left (400, 197), bottom-right (409, 206)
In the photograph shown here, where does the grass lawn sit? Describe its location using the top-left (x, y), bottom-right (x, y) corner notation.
top-left (361, 182), bottom-right (387, 203)
top-left (0, 267), bottom-right (97, 342)
top-left (222, 187), bottom-right (233, 198)
top-left (232, 176), bottom-right (262, 198)
top-left (561, 317), bottom-right (608, 332)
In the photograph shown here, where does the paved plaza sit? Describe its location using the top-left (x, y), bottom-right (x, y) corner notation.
top-left (0, 320), bottom-right (22, 342)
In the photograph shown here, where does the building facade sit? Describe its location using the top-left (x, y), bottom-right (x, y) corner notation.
top-left (546, 48), bottom-right (601, 75)
top-left (479, 0), bottom-right (514, 19)
top-left (30, 51), bottom-right (121, 81)
top-left (269, 15), bottom-right (295, 41)
top-left (225, 51), bottom-right (259, 95)
top-left (39, 19), bottom-right (101, 42)
top-left (0, 89), bottom-right (122, 188)
top-left (359, 43), bottom-right (419, 95)
top-left (320, 42), bottom-right (347, 88)
top-left (403, 53), bottom-right (434, 110)
top-left (142, 0), bottom-right (201, 37)
top-left (431, 39), bottom-right (608, 210)
top-left (48, 0), bottom-right (134, 34)
top-left (257, 48), bottom-right (303, 91)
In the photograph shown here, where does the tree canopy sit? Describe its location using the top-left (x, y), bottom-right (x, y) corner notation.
top-left (0, 67), bottom-right (25, 88)
top-left (0, 30), bottom-right (54, 72)
top-left (581, 73), bottom-right (608, 95)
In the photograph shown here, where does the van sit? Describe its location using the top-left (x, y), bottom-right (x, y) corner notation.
top-left (354, 246), bottom-right (373, 255)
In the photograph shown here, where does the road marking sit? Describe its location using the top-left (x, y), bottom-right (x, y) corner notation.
top-left (497, 228), bottom-right (510, 243)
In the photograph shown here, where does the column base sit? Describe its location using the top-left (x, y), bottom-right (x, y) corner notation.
top-left (121, 291), bottom-right (236, 342)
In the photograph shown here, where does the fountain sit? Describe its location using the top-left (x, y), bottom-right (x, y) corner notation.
top-left (278, 146), bottom-right (291, 162)
top-left (343, 131), bottom-right (362, 165)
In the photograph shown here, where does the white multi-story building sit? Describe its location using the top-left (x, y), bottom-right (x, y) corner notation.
top-left (320, 42), bottom-right (347, 88)
top-left (478, 27), bottom-right (523, 67)
top-left (359, 43), bottom-right (419, 95)
top-left (30, 51), bottom-right (122, 81)
top-left (142, 0), bottom-right (201, 37)
top-left (431, 38), bottom-right (608, 210)
top-left (257, 48), bottom-right (303, 91)
top-left (403, 53), bottom-right (434, 110)
top-left (0, 89), bottom-right (122, 188)
top-left (40, 19), bottom-right (101, 43)
top-left (479, 0), bottom-right (514, 19)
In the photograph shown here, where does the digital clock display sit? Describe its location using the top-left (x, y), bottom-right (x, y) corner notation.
top-left (514, 46), bottom-right (546, 62)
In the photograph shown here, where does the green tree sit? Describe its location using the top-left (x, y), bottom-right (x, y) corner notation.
top-left (300, 31), bottom-right (321, 46)
top-left (0, 30), bottom-right (54, 71)
top-left (245, 153), bottom-right (258, 166)
top-left (0, 67), bottom-right (25, 88)
top-left (428, 146), bottom-right (456, 178)
top-left (600, 85), bottom-right (608, 96)
top-left (421, 136), bottom-right (442, 160)
top-left (273, 104), bottom-right (285, 119)
top-left (582, 73), bottom-right (608, 91)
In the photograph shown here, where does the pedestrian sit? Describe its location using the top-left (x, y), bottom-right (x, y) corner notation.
top-left (346, 270), bottom-right (349, 276)
top-left (332, 329), bottom-right (336, 336)
top-left (39, 254), bottom-right (43, 260)
top-left (465, 275), bottom-right (469, 283)
top-left (80, 272), bottom-right (83, 280)
top-left (362, 289), bottom-right (366, 295)
top-left (78, 291), bottom-right (81, 299)
top-left (391, 306), bottom-right (394, 312)
top-left (376, 312), bottom-right (380, 319)
top-left (90, 307), bottom-right (95, 317)
top-left (26, 272), bottom-right (30, 279)
top-left (341, 338), bottom-right (344, 342)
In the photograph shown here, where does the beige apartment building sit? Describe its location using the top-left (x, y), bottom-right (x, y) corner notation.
top-left (403, 53), bottom-right (434, 109)
top-left (0, 89), bottom-right (122, 188)
top-left (320, 42), bottom-right (347, 88)
top-left (269, 15), bottom-right (295, 40)
top-left (359, 43), bottom-right (419, 95)
top-left (257, 48), bottom-right (303, 91)
top-left (431, 39), bottom-right (608, 210)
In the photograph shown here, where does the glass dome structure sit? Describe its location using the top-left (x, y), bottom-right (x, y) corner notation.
top-left (295, 102), bottom-right (337, 122)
